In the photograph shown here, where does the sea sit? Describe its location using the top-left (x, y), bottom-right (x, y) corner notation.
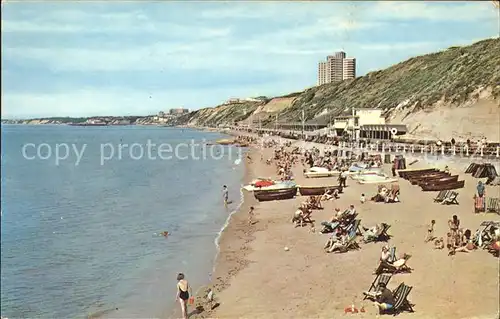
top-left (0, 125), bottom-right (245, 318)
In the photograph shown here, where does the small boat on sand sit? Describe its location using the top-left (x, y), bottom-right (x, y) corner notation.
top-left (254, 187), bottom-right (297, 201)
top-left (412, 175), bottom-right (458, 186)
top-left (298, 185), bottom-right (343, 196)
top-left (215, 139), bottom-right (234, 145)
top-left (421, 180), bottom-right (465, 191)
top-left (304, 167), bottom-right (341, 178)
top-left (398, 168), bottom-right (438, 178)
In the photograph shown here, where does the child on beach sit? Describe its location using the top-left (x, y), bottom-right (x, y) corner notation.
top-left (360, 194), bottom-right (366, 204)
top-left (222, 185), bottom-right (229, 207)
top-left (434, 237), bottom-right (444, 249)
top-left (446, 232), bottom-right (456, 255)
top-left (424, 220), bottom-right (436, 243)
top-left (248, 206), bottom-right (254, 225)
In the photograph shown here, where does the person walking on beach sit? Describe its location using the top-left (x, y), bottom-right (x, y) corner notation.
top-left (176, 273), bottom-right (192, 319)
top-left (338, 169), bottom-right (348, 188)
top-left (222, 185), bottom-right (229, 207)
top-left (424, 220), bottom-right (436, 243)
top-left (248, 206), bottom-right (255, 225)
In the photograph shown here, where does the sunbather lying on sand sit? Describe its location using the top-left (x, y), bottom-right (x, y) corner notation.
top-left (320, 189), bottom-right (339, 201)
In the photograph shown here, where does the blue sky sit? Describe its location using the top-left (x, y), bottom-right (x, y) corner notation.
top-left (1, 1), bottom-right (498, 118)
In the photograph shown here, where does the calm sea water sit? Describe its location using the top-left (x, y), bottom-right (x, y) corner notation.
top-left (1, 125), bottom-right (245, 318)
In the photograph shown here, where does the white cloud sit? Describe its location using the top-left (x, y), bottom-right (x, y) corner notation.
top-left (371, 2), bottom-right (495, 21)
top-left (1, 9), bottom-right (232, 38)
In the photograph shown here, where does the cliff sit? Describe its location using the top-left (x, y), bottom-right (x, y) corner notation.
top-left (181, 38), bottom-right (500, 140)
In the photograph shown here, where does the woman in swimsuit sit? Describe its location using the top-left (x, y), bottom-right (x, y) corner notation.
top-left (176, 273), bottom-right (192, 319)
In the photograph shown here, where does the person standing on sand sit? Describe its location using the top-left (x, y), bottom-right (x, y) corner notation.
top-left (338, 169), bottom-right (348, 188)
top-left (477, 181), bottom-right (485, 198)
top-left (424, 220), bottom-right (436, 243)
top-left (176, 273), bottom-right (192, 319)
top-left (248, 206), bottom-right (254, 225)
top-left (222, 185), bottom-right (229, 207)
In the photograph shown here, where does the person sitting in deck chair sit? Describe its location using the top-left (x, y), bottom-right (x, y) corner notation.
top-left (363, 224), bottom-right (382, 242)
top-left (320, 208), bottom-right (343, 233)
top-left (386, 184), bottom-right (400, 203)
top-left (373, 282), bottom-right (395, 314)
top-left (324, 229), bottom-right (341, 251)
top-left (306, 196), bottom-right (322, 209)
top-left (326, 229), bottom-right (348, 253)
top-left (375, 246), bottom-right (411, 274)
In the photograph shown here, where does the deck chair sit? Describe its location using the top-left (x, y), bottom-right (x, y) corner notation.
top-left (335, 222), bottom-right (361, 253)
top-left (375, 254), bottom-right (412, 275)
top-left (388, 247), bottom-right (397, 263)
top-left (381, 283), bottom-right (415, 315)
top-left (486, 198), bottom-right (500, 213)
top-left (346, 218), bottom-right (363, 236)
top-left (364, 223), bottom-right (392, 243)
top-left (474, 221), bottom-right (500, 248)
top-left (306, 196), bottom-right (323, 210)
top-left (441, 191), bottom-right (459, 205)
top-left (433, 190), bottom-right (450, 202)
top-left (363, 274), bottom-right (392, 300)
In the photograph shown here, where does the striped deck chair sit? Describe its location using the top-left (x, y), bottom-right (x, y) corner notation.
top-left (474, 195), bottom-right (486, 213)
top-left (473, 221), bottom-right (499, 248)
top-left (364, 223), bottom-right (392, 243)
top-left (388, 247), bottom-right (397, 263)
top-left (387, 283), bottom-right (415, 315)
top-left (433, 190), bottom-right (449, 202)
top-left (486, 198), bottom-right (500, 214)
top-left (335, 220), bottom-right (361, 253)
top-left (345, 218), bottom-right (362, 236)
top-left (441, 191), bottom-right (459, 205)
top-left (363, 273), bottom-right (392, 300)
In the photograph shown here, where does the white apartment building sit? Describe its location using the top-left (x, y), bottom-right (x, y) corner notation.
top-left (317, 51), bottom-right (356, 85)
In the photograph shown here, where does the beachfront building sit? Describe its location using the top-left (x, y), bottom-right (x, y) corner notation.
top-left (169, 108), bottom-right (189, 115)
top-left (223, 98), bottom-right (243, 105)
top-left (317, 51), bottom-right (356, 85)
top-left (333, 108), bottom-right (407, 140)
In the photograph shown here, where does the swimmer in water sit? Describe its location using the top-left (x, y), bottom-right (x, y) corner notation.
top-left (161, 231), bottom-right (169, 237)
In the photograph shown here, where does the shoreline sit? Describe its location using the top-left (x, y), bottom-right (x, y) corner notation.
top-left (185, 145), bottom-right (260, 318)
top-left (188, 131), bottom-right (499, 319)
top-left (167, 136), bottom-right (253, 319)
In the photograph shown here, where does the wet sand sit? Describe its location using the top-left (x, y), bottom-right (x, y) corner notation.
top-left (187, 137), bottom-right (499, 319)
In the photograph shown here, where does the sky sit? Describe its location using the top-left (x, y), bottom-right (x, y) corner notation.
top-left (1, 1), bottom-right (498, 119)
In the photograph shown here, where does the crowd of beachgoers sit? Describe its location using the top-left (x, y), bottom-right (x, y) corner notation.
top-left (180, 132), bottom-right (499, 319)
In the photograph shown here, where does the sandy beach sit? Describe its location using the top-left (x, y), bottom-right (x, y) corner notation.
top-left (186, 135), bottom-right (499, 319)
